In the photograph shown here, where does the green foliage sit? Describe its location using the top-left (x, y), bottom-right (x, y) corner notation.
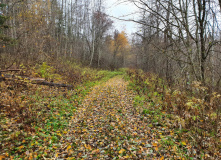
top-left (0, 4), bottom-right (7, 26)
top-left (40, 62), bottom-right (51, 78)
top-left (0, 4), bottom-right (15, 46)
top-left (126, 69), bottom-right (221, 159)
top-left (133, 95), bottom-right (145, 107)
top-left (27, 62), bottom-right (62, 82)
top-left (0, 61), bottom-right (127, 159)
top-left (51, 59), bottom-right (125, 85)
top-left (142, 108), bottom-right (151, 115)
top-left (0, 4), bottom-right (7, 35)
top-left (0, 15), bottom-right (7, 30)
top-left (38, 62), bottom-right (60, 80)
top-left (0, 63), bottom-right (220, 159)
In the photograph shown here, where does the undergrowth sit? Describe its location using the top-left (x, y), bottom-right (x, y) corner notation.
top-left (126, 69), bottom-right (221, 159)
top-left (0, 61), bottom-right (124, 159)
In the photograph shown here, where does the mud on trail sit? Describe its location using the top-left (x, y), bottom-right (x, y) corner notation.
top-left (61, 76), bottom-right (165, 159)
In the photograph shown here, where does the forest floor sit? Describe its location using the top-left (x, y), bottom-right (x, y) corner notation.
top-left (0, 70), bottom-right (220, 159)
top-left (52, 75), bottom-right (169, 159)
top-left (51, 76), bottom-right (196, 159)
top-left (56, 75), bottom-right (220, 160)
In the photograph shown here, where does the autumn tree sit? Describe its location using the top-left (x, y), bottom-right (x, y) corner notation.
top-left (0, 0), bottom-right (127, 70)
top-left (109, 30), bottom-right (130, 69)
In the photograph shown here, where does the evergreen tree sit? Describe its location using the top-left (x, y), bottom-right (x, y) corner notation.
top-left (0, 3), bottom-right (10, 45)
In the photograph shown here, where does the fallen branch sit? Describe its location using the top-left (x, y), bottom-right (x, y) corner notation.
top-left (0, 69), bottom-right (21, 72)
top-left (32, 80), bottom-right (73, 88)
top-left (0, 74), bottom-right (74, 89)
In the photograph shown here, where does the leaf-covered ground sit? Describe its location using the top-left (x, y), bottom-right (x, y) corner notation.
top-left (1, 72), bottom-right (220, 159)
top-left (0, 66), bottom-right (124, 159)
top-left (46, 76), bottom-right (201, 159)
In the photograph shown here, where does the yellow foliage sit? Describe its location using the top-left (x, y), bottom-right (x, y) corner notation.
top-left (160, 156), bottom-right (164, 160)
top-left (181, 141), bottom-right (186, 145)
top-left (186, 101), bottom-right (194, 107)
top-left (67, 145), bottom-right (71, 151)
top-left (119, 148), bottom-right (125, 154)
top-left (109, 31), bottom-right (130, 56)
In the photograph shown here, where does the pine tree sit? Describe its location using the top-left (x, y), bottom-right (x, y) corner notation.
top-left (0, 3), bottom-right (7, 31)
top-left (0, 3), bottom-right (10, 45)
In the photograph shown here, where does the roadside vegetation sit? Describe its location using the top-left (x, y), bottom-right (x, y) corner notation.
top-left (0, 0), bottom-right (220, 159)
top-left (126, 69), bottom-right (221, 159)
top-left (0, 61), bottom-right (124, 159)
top-left (0, 64), bottom-right (220, 159)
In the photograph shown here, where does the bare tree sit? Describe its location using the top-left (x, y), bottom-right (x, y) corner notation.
top-left (128, 0), bottom-right (221, 88)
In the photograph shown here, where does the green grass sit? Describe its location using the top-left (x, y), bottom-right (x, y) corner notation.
top-left (126, 69), bottom-right (221, 159)
top-left (0, 64), bottom-right (125, 159)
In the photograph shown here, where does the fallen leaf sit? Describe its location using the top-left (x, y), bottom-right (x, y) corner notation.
top-left (160, 156), bottom-right (164, 160)
top-left (119, 148), bottom-right (125, 154)
top-left (181, 141), bottom-right (186, 145)
top-left (152, 142), bottom-right (158, 147)
top-left (67, 145), bottom-right (71, 151)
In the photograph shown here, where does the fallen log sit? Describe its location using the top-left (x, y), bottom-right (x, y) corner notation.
top-left (0, 76), bottom-right (4, 82)
top-left (0, 73), bottom-right (73, 89)
top-left (0, 69), bottom-right (21, 72)
top-left (31, 80), bottom-right (73, 88)
top-left (0, 69), bottom-right (20, 82)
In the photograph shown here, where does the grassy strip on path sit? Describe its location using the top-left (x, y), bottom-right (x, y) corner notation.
top-left (52, 76), bottom-right (167, 159)
top-left (0, 69), bottom-right (123, 159)
top-left (1, 68), bottom-right (219, 159)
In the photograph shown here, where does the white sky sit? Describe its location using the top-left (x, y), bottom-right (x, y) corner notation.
top-left (105, 0), bottom-right (139, 35)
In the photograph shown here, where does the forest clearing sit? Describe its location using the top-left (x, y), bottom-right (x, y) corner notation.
top-left (0, 0), bottom-right (221, 159)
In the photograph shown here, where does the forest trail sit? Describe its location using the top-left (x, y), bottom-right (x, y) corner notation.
top-left (63, 76), bottom-right (164, 159)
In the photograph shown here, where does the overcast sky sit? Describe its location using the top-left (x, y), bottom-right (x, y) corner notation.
top-left (105, 0), bottom-right (139, 35)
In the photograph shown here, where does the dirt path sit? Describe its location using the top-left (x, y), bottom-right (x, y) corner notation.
top-left (64, 76), bottom-right (162, 159)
